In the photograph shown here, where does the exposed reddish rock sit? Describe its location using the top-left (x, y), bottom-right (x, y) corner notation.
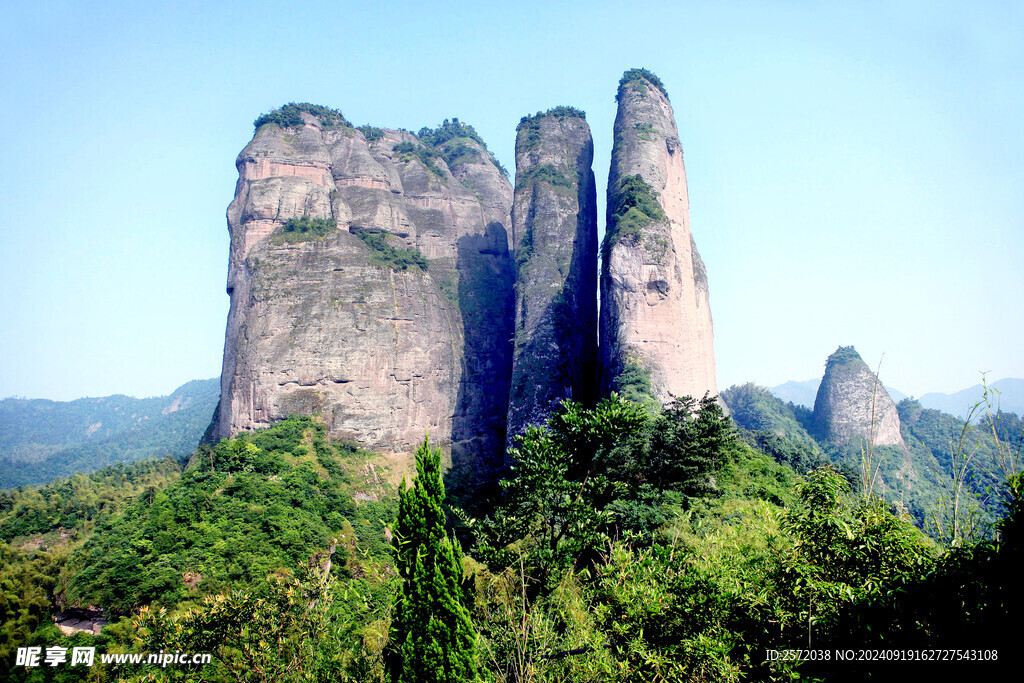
top-left (599, 70), bottom-right (718, 405)
top-left (214, 110), bottom-right (513, 485)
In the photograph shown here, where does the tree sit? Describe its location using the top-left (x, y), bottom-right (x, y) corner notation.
top-left (386, 436), bottom-right (476, 683)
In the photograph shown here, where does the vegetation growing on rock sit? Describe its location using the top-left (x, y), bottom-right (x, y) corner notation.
top-left (602, 174), bottom-right (667, 257)
top-left (356, 230), bottom-right (429, 272)
top-left (514, 163), bottom-right (573, 191)
top-left (254, 102), bottom-right (351, 130)
top-left (616, 67), bottom-right (670, 101)
top-left (270, 215), bottom-right (339, 245)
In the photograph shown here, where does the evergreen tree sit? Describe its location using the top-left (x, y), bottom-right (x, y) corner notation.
top-left (386, 436), bottom-right (476, 683)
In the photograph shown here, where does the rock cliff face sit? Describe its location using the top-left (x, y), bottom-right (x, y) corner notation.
top-left (507, 109), bottom-right (598, 442)
top-left (812, 346), bottom-right (906, 449)
top-left (599, 70), bottom-right (718, 405)
top-left (213, 108), bottom-right (513, 485)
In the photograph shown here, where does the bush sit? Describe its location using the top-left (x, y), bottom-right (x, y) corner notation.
top-left (356, 230), bottom-right (428, 272)
top-left (357, 124), bottom-right (384, 142)
top-left (254, 103), bottom-right (350, 130)
top-left (617, 68), bottom-right (670, 102)
top-left (270, 215), bottom-right (338, 244)
top-left (602, 174), bottom-right (666, 256)
top-left (392, 142), bottom-right (445, 179)
top-left (515, 163), bottom-right (573, 191)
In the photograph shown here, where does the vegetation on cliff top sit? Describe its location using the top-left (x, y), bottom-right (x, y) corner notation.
top-left (516, 106), bottom-right (587, 153)
top-left (417, 118), bottom-right (509, 177)
top-left (254, 102), bottom-right (351, 130)
top-left (3, 393), bottom-right (1022, 680)
top-left (616, 67), bottom-right (670, 102)
top-left (518, 106), bottom-right (587, 128)
top-left (826, 345), bottom-right (865, 366)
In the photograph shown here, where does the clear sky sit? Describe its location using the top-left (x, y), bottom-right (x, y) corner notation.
top-left (1, 0), bottom-right (1020, 401)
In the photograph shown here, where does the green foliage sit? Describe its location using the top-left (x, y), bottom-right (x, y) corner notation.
top-left (60, 416), bottom-right (382, 615)
top-left (392, 141), bottom-right (446, 179)
top-left (416, 118), bottom-right (486, 148)
top-left (0, 456), bottom-right (181, 541)
top-left (128, 562), bottom-right (347, 681)
top-left (602, 174), bottom-right (666, 257)
top-left (518, 106), bottom-right (587, 127)
top-left (254, 102), bottom-right (351, 130)
top-left (515, 163), bottom-right (574, 191)
top-left (358, 124), bottom-right (385, 142)
top-left (416, 118), bottom-right (509, 177)
top-left (271, 214), bottom-right (339, 245)
top-left (386, 437), bottom-right (477, 683)
top-left (826, 345), bottom-right (863, 365)
top-left (356, 230), bottom-right (429, 272)
top-left (634, 122), bottom-right (657, 141)
top-left (617, 68), bottom-right (670, 102)
top-left (0, 542), bottom-right (68, 662)
top-left (479, 394), bottom-right (740, 589)
top-left (608, 358), bottom-right (659, 410)
top-left (436, 140), bottom-right (482, 167)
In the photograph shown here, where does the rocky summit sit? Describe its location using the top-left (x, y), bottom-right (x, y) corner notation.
top-left (212, 110), bottom-right (514, 487)
top-left (599, 70), bottom-right (718, 405)
top-left (812, 346), bottom-right (907, 449)
top-left (213, 71), bottom-right (722, 482)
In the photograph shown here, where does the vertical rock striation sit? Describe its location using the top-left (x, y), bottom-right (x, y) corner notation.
top-left (214, 107), bottom-right (513, 485)
top-left (812, 346), bottom-right (907, 449)
top-left (507, 108), bottom-right (598, 443)
top-left (599, 70), bottom-right (718, 405)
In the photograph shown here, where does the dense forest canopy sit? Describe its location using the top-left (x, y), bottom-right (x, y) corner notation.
top-left (1, 391), bottom-right (1019, 680)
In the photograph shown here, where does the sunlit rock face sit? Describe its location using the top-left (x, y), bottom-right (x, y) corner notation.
top-left (214, 111), bottom-right (514, 486)
top-left (813, 346), bottom-right (907, 449)
top-left (599, 71), bottom-right (718, 405)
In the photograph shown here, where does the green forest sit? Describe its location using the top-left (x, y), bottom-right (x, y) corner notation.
top-left (1, 386), bottom-right (1019, 681)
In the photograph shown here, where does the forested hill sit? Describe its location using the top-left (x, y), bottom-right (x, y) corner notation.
top-left (723, 382), bottom-right (1023, 536)
top-left (0, 379), bottom-right (218, 488)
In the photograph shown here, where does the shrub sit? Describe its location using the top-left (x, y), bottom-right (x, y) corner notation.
top-left (270, 215), bottom-right (338, 245)
top-left (515, 163), bottom-right (573, 191)
top-left (254, 103), bottom-right (350, 130)
top-left (616, 68), bottom-right (670, 102)
top-left (392, 142), bottom-right (445, 179)
top-left (602, 174), bottom-right (666, 256)
top-left (356, 230), bottom-right (428, 272)
top-left (357, 124), bottom-right (384, 142)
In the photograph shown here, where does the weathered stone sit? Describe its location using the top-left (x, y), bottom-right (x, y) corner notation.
top-left (813, 346), bottom-right (907, 449)
top-left (507, 109), bottom-right (598, 443)
top-left (599, 70), bottom-right (718, 405)
top-left (214, 111), bottom-right (513, 485)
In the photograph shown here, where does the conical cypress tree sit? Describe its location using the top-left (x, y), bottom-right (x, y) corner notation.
top-left (386, 436), bottom-right (477, 683)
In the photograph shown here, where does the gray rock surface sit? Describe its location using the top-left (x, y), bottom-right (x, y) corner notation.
top-left (214, 111), bottom-right (513, 485)
top-left (599, 71), bottom-right (719, 404)
top-left (813, 346), bottom-right (907, 449)
top-left (507, 110), bottom-right (598, 443)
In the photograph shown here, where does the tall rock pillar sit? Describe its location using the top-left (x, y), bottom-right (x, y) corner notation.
top-left (507, 108), bottom-right (598, 443)
top-left (599, 69), bottom-right (718, 405)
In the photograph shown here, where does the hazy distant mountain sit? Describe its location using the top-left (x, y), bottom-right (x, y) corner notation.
top-left (918, 378), bottom-right (1024, 419)
top-left (0, 379), bottom-right (218, 488)
top-left (771, 379), bottom-right (906, 409)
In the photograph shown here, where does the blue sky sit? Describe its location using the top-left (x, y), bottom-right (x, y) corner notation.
top-left (1, 0), bottom-right (1020, 401)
